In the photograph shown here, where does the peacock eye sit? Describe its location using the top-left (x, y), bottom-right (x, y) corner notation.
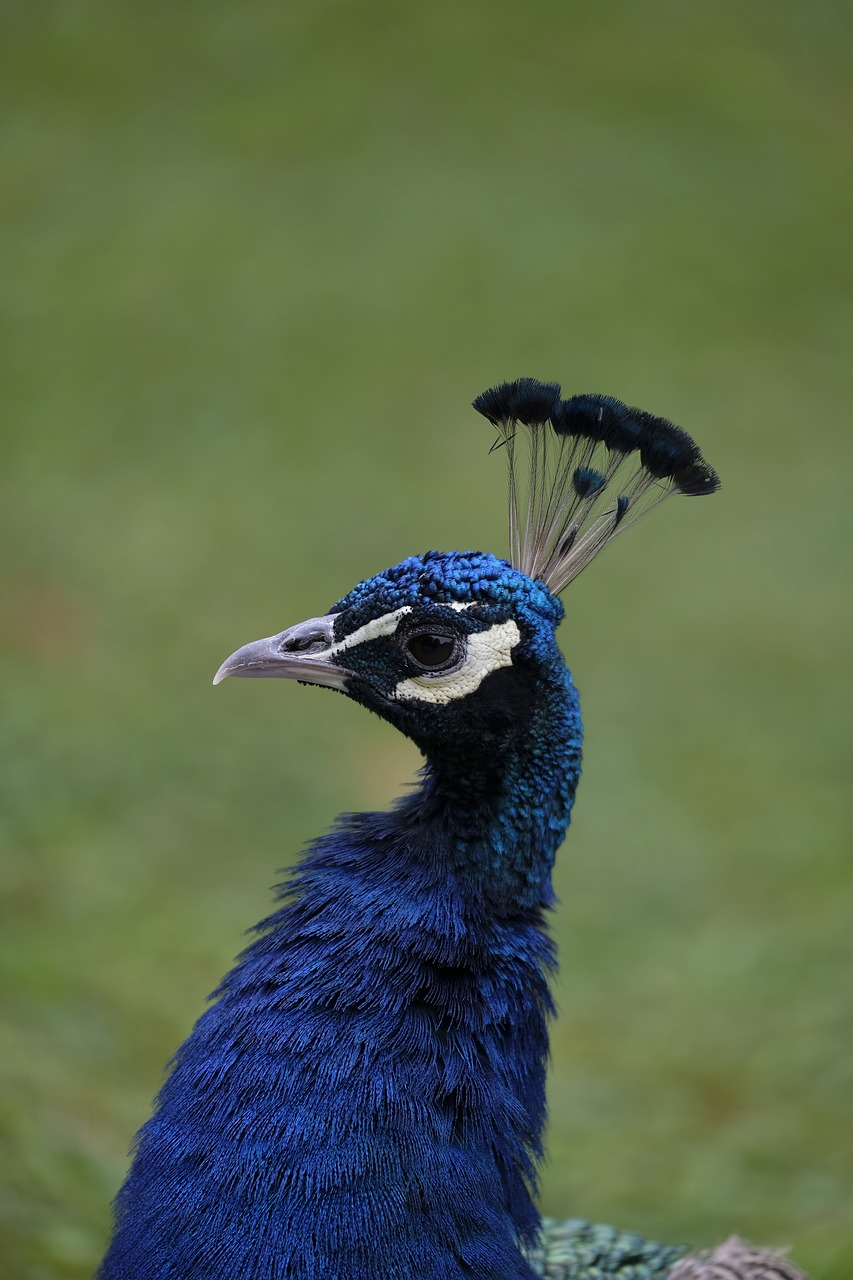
top-left (403, 631), bottom-right (460, 672)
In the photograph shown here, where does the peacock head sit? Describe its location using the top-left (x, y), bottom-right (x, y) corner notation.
top-left (213, 549), bottom-right (566, 756)
top-left (213, 379), bottom-right (719, 758)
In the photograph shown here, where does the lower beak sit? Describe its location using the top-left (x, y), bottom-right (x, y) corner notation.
top-left (212, 614), bottom-right (349, 692)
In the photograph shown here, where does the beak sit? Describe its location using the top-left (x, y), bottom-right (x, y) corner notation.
top-left (212, 614), bottom-right (349, 692)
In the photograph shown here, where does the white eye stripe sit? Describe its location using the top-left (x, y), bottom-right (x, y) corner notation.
top-left (328, 606), bottom-right (412, 658)
top-left (392, 620), bottom-right (521, 705)
top-left (329, 600), bottom-right (474, 657)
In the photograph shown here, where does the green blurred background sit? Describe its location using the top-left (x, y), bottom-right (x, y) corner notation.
top-left (2, 1), bottom-right (851, 1276)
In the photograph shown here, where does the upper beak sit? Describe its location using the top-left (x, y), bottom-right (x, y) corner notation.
top-left (212, 614), bottom-right (349, 692)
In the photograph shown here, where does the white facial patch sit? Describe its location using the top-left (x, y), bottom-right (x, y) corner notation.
top-left (392, 619), bottom-right (521, 705)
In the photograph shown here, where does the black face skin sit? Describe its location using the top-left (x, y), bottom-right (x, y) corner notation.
top-left (336, 611), bottom-right (540, 760)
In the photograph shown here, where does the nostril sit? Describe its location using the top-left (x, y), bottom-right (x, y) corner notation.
top-left (277, 617), bottom-right (337, 656)
top-left (283, 633), bottom-right (325, 654)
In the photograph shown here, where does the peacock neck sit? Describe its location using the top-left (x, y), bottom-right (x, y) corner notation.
top-left (405, 661), bottom-right (583, 912)
top-left (98, 665), bottom-right (584, 1280)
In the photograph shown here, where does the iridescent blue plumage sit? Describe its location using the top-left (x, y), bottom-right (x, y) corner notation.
top-left (102, 554), bottom-right (581, 1278)
top-left (99, 382), bottom-right (807, 1279)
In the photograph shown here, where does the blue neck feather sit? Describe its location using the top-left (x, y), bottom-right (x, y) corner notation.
top-left (100, 664), bottom-right (582, 1280)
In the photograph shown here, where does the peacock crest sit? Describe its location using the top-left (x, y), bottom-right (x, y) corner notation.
top-left (473, 378), bottom-right (719, 593)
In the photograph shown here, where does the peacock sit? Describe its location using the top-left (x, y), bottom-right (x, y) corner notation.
top-left (99, 379), bottom-right (809, 1280)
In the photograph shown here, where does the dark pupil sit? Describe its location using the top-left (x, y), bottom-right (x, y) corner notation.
top-left (406, 633), bottom-right (455, 668)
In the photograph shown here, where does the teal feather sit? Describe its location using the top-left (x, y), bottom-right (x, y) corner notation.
top-left (530, 1219), bottom-right (687, 1279)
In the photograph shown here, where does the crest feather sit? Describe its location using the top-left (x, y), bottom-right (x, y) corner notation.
top-left (473, 378), bottom-right (719, 592)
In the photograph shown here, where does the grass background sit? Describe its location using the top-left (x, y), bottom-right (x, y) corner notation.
top-left (1, 1), bottom-right (851, 1276)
